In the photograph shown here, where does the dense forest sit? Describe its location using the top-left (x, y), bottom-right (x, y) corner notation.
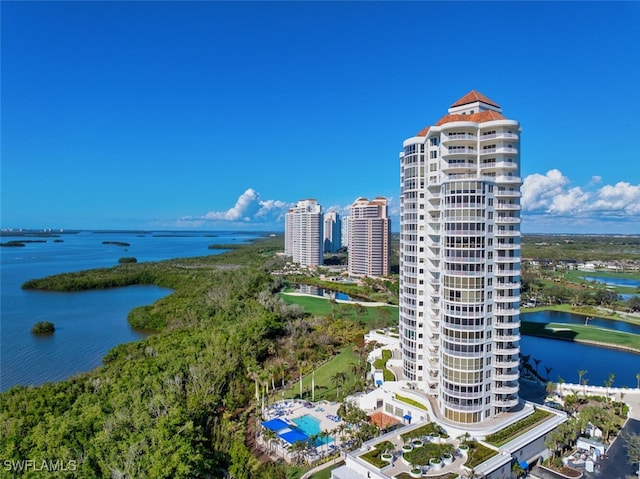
top-left (2, 237), bottom-right (386, 478)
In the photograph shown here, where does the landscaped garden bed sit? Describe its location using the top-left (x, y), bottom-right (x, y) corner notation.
top-left (360, 440), bottom-right (395, 468)
top-left (400, 422), bottom-right (447, 441)
top-left (485, 408), bottom-right (552, 446)
top-left (463, 441), bottom-right (498, 468)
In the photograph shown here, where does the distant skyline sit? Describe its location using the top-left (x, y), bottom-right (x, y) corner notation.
top-left (2, 2), bottom-right (639, 234)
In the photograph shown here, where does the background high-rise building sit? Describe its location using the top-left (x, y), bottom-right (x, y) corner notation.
top-left (341, 216), bottom-right (350, 249)
top-left (399, 91), bottom-right (522, 424)
top-left (348, 197), bottom-right (391, 277)
top-left (323, 211), bottom-right (342, 253)
top-left (285, 199), bottom-right (324, 267)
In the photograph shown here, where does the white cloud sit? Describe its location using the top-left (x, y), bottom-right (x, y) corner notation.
top-left (203, 188), bottom-right (260, 221)
top-left (179, 188), bottom-right (292, 226)
top-left (588, 175), bottom-right (602, 186)
top-left (521, 169), bottom-right (570, 212)
top-left (522, 170), bottom-right (640, 220)
top-left (592, 182), bottom-right (640, 215)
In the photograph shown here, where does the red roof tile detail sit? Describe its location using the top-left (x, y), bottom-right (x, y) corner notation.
top-left (415, 110), bottom-right (505, 135)
top-left (435, 109), bottom-right (505, 126)
top-left (451, 90), bottom-right (500, 109)
top-left (369, 411), bottom-right (401, 428)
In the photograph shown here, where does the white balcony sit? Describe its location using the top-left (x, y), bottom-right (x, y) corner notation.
top-left (443, 401), bottom-right (484, 413)
top-left (495, 370), bottom-right (519, 381)
top-left (494, 396), bottom-right (519, 408)
top-left (496, 268), bottom-right (521, 276)
top-left (494, 383), bottom-right (519, 394)
top-left (495, 190), bottom-right (521, 198)
top-left (444, 256), bottom-right (486, 264)
top-left (495, 230), bottom-right (521, 238)
top-left (494, 344), bottom-right (519, 355)
top-left (495, 333), bottom-right (521, 342)
top-left (480, 132), bottom-right (518, 141)
top-left (443, 132), bottom-right (477, 143)
top-left (496, 203), bottom-right (521, 210)
top-left (495, 358), bottom-right (519, 368)
top-left (444, 146), bottom-right (477, 156)
top-left (496, 294), bottom-right (521, 303)
top-left (495, 320), bottom-right (521, 329)
top-left (496, 243), bottom-right (520, 250)
top-left (495, 175), bottom-right (522, 184)
top-left (495, 216), bottom-right (520, 224)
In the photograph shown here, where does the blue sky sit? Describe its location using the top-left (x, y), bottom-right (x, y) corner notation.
top-left (2, 1), bottom-right (639, 234)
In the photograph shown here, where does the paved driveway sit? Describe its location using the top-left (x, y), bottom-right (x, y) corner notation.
top-left (583, 418), bottom-right (640, 479)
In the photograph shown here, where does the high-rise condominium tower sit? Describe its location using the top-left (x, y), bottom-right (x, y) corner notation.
top-left (324, 211), bottom-right (342, 253)
top-left (399, 91), bottom-right (522, 424)
top-left (348, 197), bottom-right (391, 277)
top-left (341, 216), bottom-right (350, 249)
top-left (285, 199), bottom-right (324, 267)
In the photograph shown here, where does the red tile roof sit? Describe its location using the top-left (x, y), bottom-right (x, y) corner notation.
top-left (435, 109), bottom-right (505, 126)
top-left (415, 110), bottom-right (505, 136)
top-left (416, 126), bottom-right (430, 137)
top-left (369, 411), bottom-right (401, 429)
top-left (451, 90), bottom-right (500, 109)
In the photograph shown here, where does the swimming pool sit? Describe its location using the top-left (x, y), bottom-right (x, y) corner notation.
top-left (292, 415), bottom-right (333, 445)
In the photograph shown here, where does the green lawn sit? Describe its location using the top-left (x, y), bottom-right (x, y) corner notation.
top-left (280, 293), bottom-right (398, 325)
top-left (307, 461), bottom-right (344, 479)
top-left (280, 347), bottom-right (360, 401)
top-left (521, 321), bottom-right (640, 352)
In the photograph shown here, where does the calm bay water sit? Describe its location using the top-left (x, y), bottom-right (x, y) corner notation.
top-left (521, 310), bottom-right (640, 386)
top-left (0, 230), bottom-right (261, 391)
top-left (520, 335), bottom-right (640, 387)
top-left (580, 275), bottom-right (640, 288)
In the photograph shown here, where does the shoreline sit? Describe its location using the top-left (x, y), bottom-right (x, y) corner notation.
top-left (521, 331), bottom-right (640, 355)
top-left (523, 305), bottom-right (640, 325)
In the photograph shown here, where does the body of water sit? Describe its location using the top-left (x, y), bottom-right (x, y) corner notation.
top-left (292, 415), bottom-right (333, 445)
top-left (580, 275), bottom-right (640, 289)
top-left (521, 310), bottom-right (640, 387)
top-left (523, 310), bottom-right (640, 334)
top-left (295, 284), bottom-right (367, 302)
top-left (1, 230), bottom-right (261, 391)
top-left (520, 335), bottom-right (640, 387)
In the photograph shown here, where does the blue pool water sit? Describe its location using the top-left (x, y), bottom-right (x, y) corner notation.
top-left (292, 415), bottom-right (333, 445)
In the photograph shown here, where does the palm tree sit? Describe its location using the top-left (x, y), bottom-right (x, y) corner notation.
top-left (604, 372), bottom-right (615, 402)
top-left (331, 371), bottom-right (347, 399)
top-left (544, 366), bottom-right (553, 382)
top-left (577, 369), bottom-right (588, 390)
top-left (262, 427), bottom-right (278, 455)
top-left (582, 377), bottom-right (589, 396)
top-left (636, 372), bottom-right (640, 389)
top-left (290, 440), bottom-right (307, 465)
top-left (247, 365), bottom-right (260, 406)
top-left (557, 376), bottom-right (565, 396)
top-left (298, 360), bottom-right (309, 399)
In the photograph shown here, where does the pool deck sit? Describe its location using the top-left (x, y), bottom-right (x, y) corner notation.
top-left (264, 399), bottom-right (344, 436)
